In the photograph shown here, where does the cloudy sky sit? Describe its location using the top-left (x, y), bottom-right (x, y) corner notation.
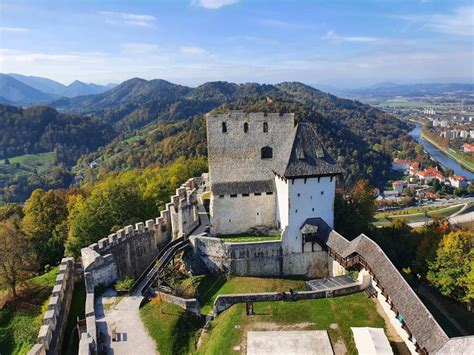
top-left (0, 0), bottom-right (472, 87)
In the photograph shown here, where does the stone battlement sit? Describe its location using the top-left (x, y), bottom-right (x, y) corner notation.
top-left (207, 111), bottom-right (294, 121)
top-left (81, 177), bottom-right (202, 292)
top-left (28, 258), bottom-right (79, 355)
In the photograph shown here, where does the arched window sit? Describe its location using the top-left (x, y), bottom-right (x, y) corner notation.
top-left (222, 122), bottom-right (227, 133)
top-left (263, 122), bottom-right (268, 133)
top-left (261, 146), bottom-right (273, 159)
top-left (244, 122), bottom-right (249, 133)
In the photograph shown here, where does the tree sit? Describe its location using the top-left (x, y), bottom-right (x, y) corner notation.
top-left (0, 218), bottom-right (37, 299)
top-left (427, 230), bottom-right (474, 304)
top-left (22, 189), bottom-right (69, 269)
top-left (335, 180), bottom-right (377, 239)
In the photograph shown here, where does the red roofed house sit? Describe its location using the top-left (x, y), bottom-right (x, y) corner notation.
top-left (463, 143), bottom-right (474, 153)
top-left (392, 159), bottom-right (411, 172)
top-left (449, 175), bottom-right (468, 189)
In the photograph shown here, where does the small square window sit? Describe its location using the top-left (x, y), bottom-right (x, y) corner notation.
top-left (266, 192), bottom-right (273, 195)
top-left (218, 195), bottom-right (224, 198)
top-left (297, 193), bottom-right (300, 197)
top-left (312, 208), bottom-right (315, 212)
top-left (295, 209), bottom-right (298, 213)
top-left (242, 193), bottom-right (250, 197)
top-left (230, 194), bottom-right (237, 198)
top-left (254, 192), bottom-right (261, 196)
top-left (321, 191), bottom-right (324, 195)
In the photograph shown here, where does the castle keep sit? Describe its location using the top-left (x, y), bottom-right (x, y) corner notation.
top-left (205, 111), bottom-right (343, 276)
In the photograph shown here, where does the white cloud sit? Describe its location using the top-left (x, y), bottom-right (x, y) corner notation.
top-left (192, 0), bottom-right (238, 9)
top-left (323, 30), bottom-right (379, 43)
top-left (120, 42), bottom-right (159, 55)
top-left (0, 27), bottom-right (29, 32)
top-left (401, 6), bottom-right (474, 36)
top-left (100, 11), bottom-right (156, 28)
top-left (180, 46), bottom-right (211, 57)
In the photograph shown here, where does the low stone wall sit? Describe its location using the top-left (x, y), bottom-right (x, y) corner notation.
top-left (28, 258), bottom-right (77, 355)
top-left (190, 236), bottom-right (328, 278)
top-left (78, 292), bottom-right (96, 355)
top-left (213, 282), bottom-right (363, 316)
top-left (154, 291), bottom-right (201, 316)
top-left (81, 177), bottom-right (201, 292)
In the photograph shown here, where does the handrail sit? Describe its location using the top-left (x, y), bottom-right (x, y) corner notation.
top-left (129, 236), bottom-right (185, 294)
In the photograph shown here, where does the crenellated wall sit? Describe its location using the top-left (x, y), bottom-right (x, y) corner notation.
top-left (81, 177), bottom-right (201, 293)
top-left (28, 258), bottom-right (79, 355)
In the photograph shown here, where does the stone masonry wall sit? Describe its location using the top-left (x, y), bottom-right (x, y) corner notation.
top-left (81, 177), bottom-right (201, 292)
top-left (28, 258), bottom-right (78, 355)
top-left (190, 235), bottom-right (328, 278)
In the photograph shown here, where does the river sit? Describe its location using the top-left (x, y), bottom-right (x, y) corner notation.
top-left (409, 124), bottom-right (474, 180)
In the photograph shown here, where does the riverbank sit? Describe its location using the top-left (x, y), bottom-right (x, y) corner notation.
top-left (420, 130), bottom-right (474, 173)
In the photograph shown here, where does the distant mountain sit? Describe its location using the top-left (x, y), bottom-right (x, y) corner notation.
top-left (342, 82), bottom-right (474, 98)
top-left (7, 73), bottom-right (115, 98)
top-left (0, 74), bottom-right (57, 104)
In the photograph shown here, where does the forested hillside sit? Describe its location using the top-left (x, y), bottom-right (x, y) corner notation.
top-left (1, 78), bottom-right (418, 202)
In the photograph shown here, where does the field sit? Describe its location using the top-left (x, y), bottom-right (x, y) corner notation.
top-left (0, 268), bottom-right (59, 355)
top-left (374, 203), bottom-right (467, 226)
top-left (141, 292), bottom-right (391, 355)
top-left (0, 152), bottom-right (56, 175)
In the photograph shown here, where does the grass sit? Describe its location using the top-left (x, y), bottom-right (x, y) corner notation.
top-left (0, 152), bottom-right (56, 175)
top-left (197, 293), bottom-right (387, 355)
top-left (374, 203), bottom-right (466, 225)
top-left (61, 280), bottom-right (86, 355)
top-left (0, 267), bottom-right (59, 355)
top-left (140, 300), bottom-right (205, 355)
top-left (196, 275), bottom-right (306, 315)
top-left (218, 233), bottom-right (281, 243)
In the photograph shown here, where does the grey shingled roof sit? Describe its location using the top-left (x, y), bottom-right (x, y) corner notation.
top-left (274, 121), bottom-right (343, 178)
top-left (308, 217), bottom-right (450, 354)
top-left (212, 180), bottom-right (275, 195)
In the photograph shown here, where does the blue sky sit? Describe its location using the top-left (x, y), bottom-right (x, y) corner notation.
top-left (0, 0), bottom-right (472, 87)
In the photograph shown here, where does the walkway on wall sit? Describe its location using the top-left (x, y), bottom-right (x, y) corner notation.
top-left (130, 183), bottom-right (210, 297)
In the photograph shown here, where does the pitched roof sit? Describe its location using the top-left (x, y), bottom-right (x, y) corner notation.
top-left (273, 122), bottom-right (343, 179)
top-left (212, 179), bottom-right (275, 195)
top-left (307, 218), bottom-right (450, 354)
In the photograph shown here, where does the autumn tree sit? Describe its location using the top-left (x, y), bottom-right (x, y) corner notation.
top-left (427, 230), bottom-right (474, 304)
top-left (22, 189), bottom-right (69, 269)
top-left (0, 218), bottom-right (37, 299)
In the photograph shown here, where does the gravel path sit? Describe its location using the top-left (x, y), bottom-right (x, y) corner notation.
top-left (96, 292), bottom-right (157, 354)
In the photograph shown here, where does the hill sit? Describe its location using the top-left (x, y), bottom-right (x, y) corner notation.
top-left (7, 73), bottom-right (115, 98)
top-left (0, 74), bottom-right (56, 104)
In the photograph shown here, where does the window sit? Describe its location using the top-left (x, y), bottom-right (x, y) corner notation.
top-left (242, 193), bottom-right (250, 197)
top-left (230, 194), bottom-right (237, 198)
top-left (244, 122), bottom-right (249, 133)
top-left (312, 208), bottom-right (315, 212)
top-left (261, 146), bottom-right (273, 159)
top-left (218, 195), bottom-right (225, 198)
top-left (295, 209), bottom-right (298, 213)
top-left (222, 122), bottom-right (227, 133)
top-left (254, 192), bottom-right (261, 196)
top-left (321, 191), bottom-right (324, 195)
top-left (263, 122), bottom-right (268, 133)
top-left (266, 192), bottom-right (273, 195)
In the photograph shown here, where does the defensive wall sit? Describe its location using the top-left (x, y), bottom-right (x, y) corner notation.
top-left (80, 177), bottom-right (201, 292)
top-left (28, 258), bottom-right (80, 355)
top-left (76, 177), bottom-right (202, 354)
top-left (189, 233), bottom-right (328, 278)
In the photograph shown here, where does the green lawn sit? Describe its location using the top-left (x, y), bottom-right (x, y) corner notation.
top-left (374, 203), bottom-right (466, 225)
top-left (196, 275), bottom-right (306, 315)
top-left (140, 300), bottom-right (205, 355)
top-left (0, 267), bottom-right (59, 355)
top-left (61, 280), bottom-right (86, 355)
top-left (141, 292), bottom-right (390, 355)
top-left (197, 294), bottom-right (387, 355)
top-left (218, 233), bottom-right (281, 243)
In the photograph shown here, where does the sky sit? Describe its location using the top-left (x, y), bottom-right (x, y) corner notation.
top-left (0, 0), bottom-right (473, 88)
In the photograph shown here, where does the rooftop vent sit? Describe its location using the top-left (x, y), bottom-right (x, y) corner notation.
top-left (296, 147), bottom-right (305, 160)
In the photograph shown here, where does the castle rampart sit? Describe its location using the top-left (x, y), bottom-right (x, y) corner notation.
top-left (81, 177), bottom-right (201, 292)
top-left (28, 258), bottom-right (80, 355)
